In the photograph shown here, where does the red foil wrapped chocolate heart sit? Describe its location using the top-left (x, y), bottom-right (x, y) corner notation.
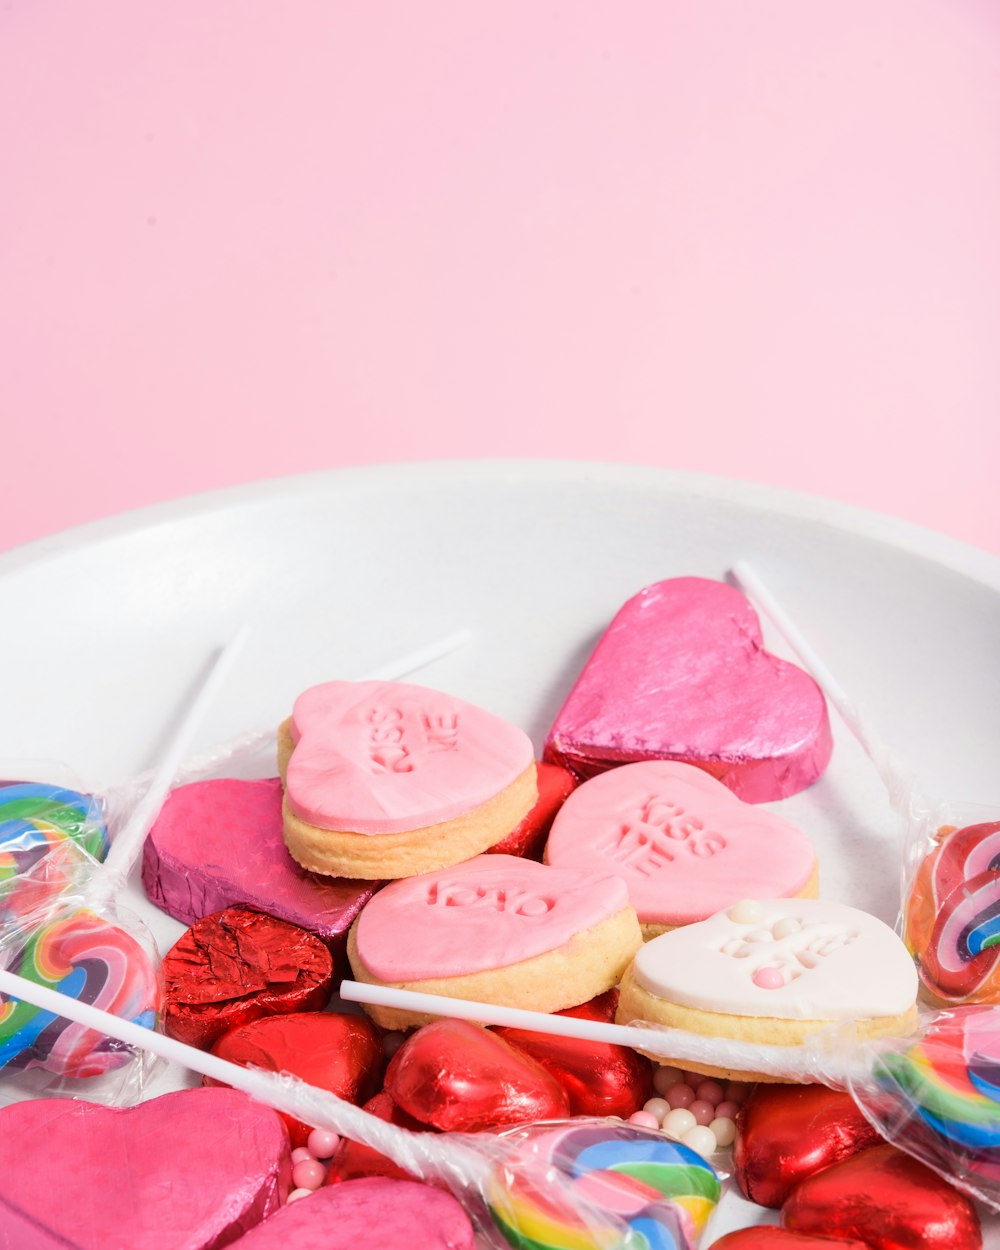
top-left (384, 1018), bottom-right (570, 1131)
top-left (494, 989), bottom-right (654, 1117)
top-left (734, 1082), bottom-right (882, 1208)
top-left (488, 760), bottom-right (578, 859)
top-left (207, 1011), bottom-right (384, 1147)
top-left (325, 1091), bottom-right (435, 1185)
top-left (162, 908), bottom-right (334, 1050)
top-left (782, 1143), bottom-right (982, 1250)
top-left (712, 1232), bottom-right (869, 1250)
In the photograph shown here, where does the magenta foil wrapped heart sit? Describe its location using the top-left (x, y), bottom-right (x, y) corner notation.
top-left (544, 577), bottom-right (832, 802)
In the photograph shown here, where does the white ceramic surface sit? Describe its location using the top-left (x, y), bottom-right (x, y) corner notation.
top-left (2, 461), bottom-right (999, 1242)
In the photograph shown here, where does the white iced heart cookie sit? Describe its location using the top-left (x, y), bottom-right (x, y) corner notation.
top-left (616, 898), bottom-right (919, 1082)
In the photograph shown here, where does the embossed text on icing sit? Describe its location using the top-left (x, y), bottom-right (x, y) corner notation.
top-left (425, 880), bottom-right (554, 917)
top-left (597, 794), bottom-right (727, 875)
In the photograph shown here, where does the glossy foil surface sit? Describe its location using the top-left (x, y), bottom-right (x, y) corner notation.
top-left (162, 907), bottom-right (334, 1049)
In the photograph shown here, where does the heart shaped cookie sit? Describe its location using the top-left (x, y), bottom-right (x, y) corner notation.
top-left (233, 1178), bottom-right (476, 1250)
top-left (385, 1018), bottom-right (570, 1131)
top-left (494, 989), bottom-right (654, 1118)
top-left (143, 778), bottom-right (379, 955)
top-left (349, 853), bottom-right (640, 1027)
top-left (617, 898), bottom-right (918, 1081)
top-left (0, 1087), bottom-right (289, 1250)
top-left (544, 578), bottom-right (832, 802)
top-left (782, 1143), bottom-right (982, 1249)
top-left (279, 681), bottom-right (537, 878)
top-left (733, 1082), bottom-right (882, 1207)
top-left (545, 760), bottom-right (817, 933)
top-left (207, 1011), bottom-right (384, 1147)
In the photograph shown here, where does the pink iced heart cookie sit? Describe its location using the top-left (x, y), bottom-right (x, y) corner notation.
top-left (617, 898), bottom-right (918, 1082)
top-left (231, 1178), bottom-right (476, 1250)
top-left (142, 778), bottom-right (379, 965)
top-left (544, 760), bottom-right (818, 936)
top-left (0, 1087), bottom-right (289, 1250)
top-left (348, 853), bottom-right (641, 1029)
top-left (544, 578), bottom-right (833, 802)
top-left (278, 681), bottom-right (537, 879)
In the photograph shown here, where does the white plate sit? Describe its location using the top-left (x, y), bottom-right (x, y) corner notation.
top-left (2, 460), bottom-right (1000, 1243)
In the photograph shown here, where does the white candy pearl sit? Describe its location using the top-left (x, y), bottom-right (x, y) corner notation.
top-left (728, 899), bottom-right (763, 924)
top-left (642, 1097), bottom-right (671, 1124)
top-left (709, 1116), bottom-right (737, 1148)
top-left (772, 916), bottom-right (802, 939)
top-left (661, 1108), bottom-right (697, 1139)
top-left (652, 1066), bottom-right (685, 1094)
top-left (681, 1125), bottom-right (719, 1157)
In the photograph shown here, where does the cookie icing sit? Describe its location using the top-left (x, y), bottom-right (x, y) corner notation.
top-left (353, 854), bottom-right (631, 981)
top-left (632, 899), bottom-right (917, 1019)
top-left (544, 760), bottom-right (815, 925)
top-left (286, 681), bottom-right (534, 834)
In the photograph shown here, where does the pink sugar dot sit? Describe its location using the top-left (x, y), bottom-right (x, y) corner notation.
top-left (290, 1147), bottom-right (313, 1165)
top-left (627, 1110), bottom-right (661, 1130)
top-left (689, 1099), bottom-right (716, 1126)
top-left (725, 1082), bottom-right (750, 1105)
top-left (714, 1100), bottom-right (739, 1121)
top-left (287, 1188), bottom-right (313, 1204)
top-left (695, 1079), bottom-right (725, 1106)
top-left (666, 1083), bottom-right (695, 1109)
top-left (752, 966), bottom-right (785, 990)
top-left (307, 1128), bottom-right (340, 1159)
top-left (291, 1159), bottom-right (326, 1191)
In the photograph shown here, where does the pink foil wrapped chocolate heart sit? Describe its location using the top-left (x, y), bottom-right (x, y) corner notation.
top-left (0, 1087), bottom-right (289, 1250)
top-left (233, 1178), bottom-right (476, 1250)
top-left (544, 577), bottom-right (832, 802)
top-left (142, 778), bottom-right (379, 960)
top-left (385, 1018), bottom-right (570, 1131)
top-left (207, 1011), bottom-right (385, 1148)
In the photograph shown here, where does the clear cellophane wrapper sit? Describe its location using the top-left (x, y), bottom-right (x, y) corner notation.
top-left (896, 789), bottom-right (1000, 1009)
top-left (0, 763), bottom-right (162, 1106)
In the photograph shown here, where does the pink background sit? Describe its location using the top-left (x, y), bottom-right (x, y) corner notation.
top-left (2, 2), bottom-right (999, 555)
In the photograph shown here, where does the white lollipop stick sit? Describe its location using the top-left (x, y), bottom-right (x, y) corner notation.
top-left (729, 561), bottom-right (923, 816)
top-left (357, 628), bottom-right (473, 683)
top-left (89, 626), bottom-right (252, 907)
top-left (340, 980), bottom-right (853, 1084)
top-left (0, 966), bottom-right (486, 1182)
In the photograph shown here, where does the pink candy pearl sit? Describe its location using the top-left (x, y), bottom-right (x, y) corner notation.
top-left (725, 1081), bottom-right (750, 1105)
top-left (753, 966), bottom-right (785, 990)
top-left (714, 1100), bottom-right (740, 1121)
top-left (653, 1066), bottom-right (685, 1095)
top-left (627, 1110), bottom-right (661, 1130)
top-left (695, 1079), bottom-right (725, 1106)
top-left (642, 1098), bottom-right (671, 1124)
top-left (689, 1099), bottom-right (716, 1127)
top-left (287, 1188), bottom-right (313, 1204)
top-left (382, 1031), bottom-right (406, 1058)
top-left (682, 1070), bottom-right (704, 1087)
top-left (290, 1147), bottom-right (313, 1165)
top-left (666, 1083), bottom-right (695, 1109)
top-left (291, 1159), bottom-right (326, 1191)
top-left (307, 1128), bottom-right (340, 1159)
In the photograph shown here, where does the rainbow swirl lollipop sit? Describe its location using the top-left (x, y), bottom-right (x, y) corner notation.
top-left (0, 909), bottom-right (158, 1078)
top-left (488, 1123), bottom-right (720, 1250)
top-left (0, 783), bottom-right (108, 921)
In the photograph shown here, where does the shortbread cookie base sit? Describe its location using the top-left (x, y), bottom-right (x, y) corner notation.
top-left (616, 962), bottom-right (917, 1083)
top-left (637, 861), bottom-right (821, 942)
top-left (279, 719), bottom-right (538, 879)
top-left (348, 905), bottom-right (642, 1031)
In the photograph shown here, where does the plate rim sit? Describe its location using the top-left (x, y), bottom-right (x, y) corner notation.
top-left (3, 458), bottom-right (999, 590)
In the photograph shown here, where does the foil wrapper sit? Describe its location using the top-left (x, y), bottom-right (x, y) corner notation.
top-left (326, 1091), bottom-right (435, 1184)
top-left (0, 1087), bottom-right (289, 1250)
top-left (207, 1011), bottom-right (384, 1148)
top-left (142, 778), bottom-right (379, 970)
top-left (783, 1143), bottom-right (982, 1250)
top-left (163, 908), bottom-right (334, 1050)
top-left (733, 1082), bottom-right (881, 1208)
top-left (487, 761), bottom-right (577, 859)
top-left (235, 1177), bottom-right (476, 1250)
top-left (543, 578), bottom-right (832, 803)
